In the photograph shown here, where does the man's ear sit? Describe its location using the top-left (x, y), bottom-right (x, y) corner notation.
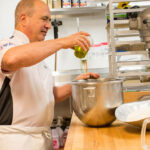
top-left (19, 14), bottom-right (28, 27)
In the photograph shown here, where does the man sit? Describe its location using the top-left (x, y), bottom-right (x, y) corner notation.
top-left (0, 0), bottom-right (100, 149)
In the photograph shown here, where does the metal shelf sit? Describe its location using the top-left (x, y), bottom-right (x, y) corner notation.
top-left (113, 7), bottom-right (145, 13)
top-left (123, 81), bottom-right (150, 88)
top-left (113, 0), bottom-right (150, 2)
top-left (51, 6), bottom-right (106, 16)
top-left (117, 60), bottom-right (150, 67)
top-left (113, 20), bottom-right (129, 28)
top-left (118, 71), bottom-right (150, 77)
top-left (115, 40), bottom-right (144, 45)
top-left (115, 30), bottom-right (139, 37)
top-left (114, 20), bottom-right (129, 25)
top-left (116, 51), bottom-right (148, 56)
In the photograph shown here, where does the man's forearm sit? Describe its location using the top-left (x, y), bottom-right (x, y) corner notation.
top-left (53, 84), bottom-right (72, 103)
top-left (2, 39), bottom-right (64, 72)
top-left (2, 31), bottom-right (91, 72)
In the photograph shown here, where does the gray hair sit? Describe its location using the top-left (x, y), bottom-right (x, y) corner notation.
top-left (15, 0), bottom-right (36, 27)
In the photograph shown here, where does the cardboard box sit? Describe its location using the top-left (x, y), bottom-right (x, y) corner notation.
top-left (53, 0), bottom-right (62, 8)
top-left (48, 0), bottom-right (53, 9)
top-left (41, 0), bottom-right (53, 9)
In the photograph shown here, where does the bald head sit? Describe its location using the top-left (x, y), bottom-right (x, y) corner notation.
top-left (15, 0), bottom-right (47, 28)
top-left (15, 0), bottom-right (51, 42)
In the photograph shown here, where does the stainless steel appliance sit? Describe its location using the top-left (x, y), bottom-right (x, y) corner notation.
top-left (129, 7), bottom-right (150, 50)
top-left (129, 7), bottom-right (150, 82)
top-left (107, 1), bottom-right (150, 87)
top-left (71, 78), bottom-right (123, 126)
top-left (53, 68), bottom-right (109, 119)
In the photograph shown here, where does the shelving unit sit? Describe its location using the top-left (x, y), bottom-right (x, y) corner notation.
top-left (107, 0), bottom-right (150, 87)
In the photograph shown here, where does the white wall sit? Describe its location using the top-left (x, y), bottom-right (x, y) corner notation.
top-left (45, 11), bottom-right (109, 71)
top-left (0, 0), bottom-right (20, 39)
top-left (0, 0), bottom-right (108, 72)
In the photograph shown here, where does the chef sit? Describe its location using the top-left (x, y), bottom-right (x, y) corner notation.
top-left (0, 0), bottom-right (100, 149)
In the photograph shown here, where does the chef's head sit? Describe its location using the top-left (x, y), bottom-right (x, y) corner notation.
top-left (15, 0), bottom-right (51, 42)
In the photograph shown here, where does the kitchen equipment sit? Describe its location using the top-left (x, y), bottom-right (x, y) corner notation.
top-left (71, 78), bottom-right (123, 126)
top-left (53, 68), bottom-right (109, 119)
top-left (51, 19), bottom-right (62, 71)
top-left (129, 7), bottom-right (150, 82)
top-left (115, 100), bottom-right (150, 129)
top-left (107, 1), bottom-right (150, 86)
top-left (129, 7), bottom-right (150, 50)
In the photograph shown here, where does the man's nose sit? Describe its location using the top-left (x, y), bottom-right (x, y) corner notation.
top-left (46, 21), bottom-right (51, 29)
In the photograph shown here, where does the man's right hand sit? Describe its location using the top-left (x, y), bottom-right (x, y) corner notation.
top-left (60, 31), bottom-right (91, 52)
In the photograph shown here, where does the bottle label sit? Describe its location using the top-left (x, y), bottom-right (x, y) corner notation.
top-left (53, 139), bottom-right (60, 149)
top-left (72, 0), bottom-right (80, 8)
top-left (80, 0), bottom-right (87, 7)
top-left (62, 0), bottom-right (71, 8)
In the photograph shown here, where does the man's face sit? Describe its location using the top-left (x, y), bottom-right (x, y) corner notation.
top-left (26, 1), bottom-right (51, 42)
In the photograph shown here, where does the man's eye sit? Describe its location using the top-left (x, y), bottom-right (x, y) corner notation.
top-left (42, 18), bottom-right (47, 21)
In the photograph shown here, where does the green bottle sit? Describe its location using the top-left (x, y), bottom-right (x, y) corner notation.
top-left (74, 46), bottom-right (88, 59)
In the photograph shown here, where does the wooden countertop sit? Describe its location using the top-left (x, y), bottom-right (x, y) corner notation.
top-left (64, 113), bottom-right (150, 150)
top-left (64, 91), bottom-right (150, 150)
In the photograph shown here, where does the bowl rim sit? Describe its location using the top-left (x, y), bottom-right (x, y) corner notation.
top-left (71, 78), bottom-right (123, 85)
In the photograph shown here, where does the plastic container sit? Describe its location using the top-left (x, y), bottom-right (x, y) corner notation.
top-left (63, 126), bottom-right (69, 146)
top-left (56, 127), bottom-right (64, 148)
top-left (52, 128), bottom-right (60, 149)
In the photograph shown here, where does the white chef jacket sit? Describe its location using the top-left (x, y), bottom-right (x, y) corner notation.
top-left (0, 30), bottom-right (55, 150)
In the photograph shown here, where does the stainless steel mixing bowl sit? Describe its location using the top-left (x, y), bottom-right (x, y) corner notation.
top-left (71, 78), bottom-right (123, 127)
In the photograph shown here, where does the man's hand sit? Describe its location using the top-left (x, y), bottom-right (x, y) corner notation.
top-left (74, 72), bottom-right (100, 81)
top-left (60, 31), bottom-right (91, 52)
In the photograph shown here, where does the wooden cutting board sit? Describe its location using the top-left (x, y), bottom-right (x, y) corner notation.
top-left (123, 91), bottom-right (150, 103)
top-left (64, 91), bottom-right (150, 150)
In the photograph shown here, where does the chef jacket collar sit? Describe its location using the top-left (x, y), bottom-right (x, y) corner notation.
top-left (12, 30), bottom-right (30, 44)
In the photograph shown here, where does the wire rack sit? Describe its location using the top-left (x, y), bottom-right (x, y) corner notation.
top-left (107, 0), bottom-right (150, 87)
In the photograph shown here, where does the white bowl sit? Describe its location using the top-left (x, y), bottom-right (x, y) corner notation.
top-left (115, 100), bottom-right (150, 129)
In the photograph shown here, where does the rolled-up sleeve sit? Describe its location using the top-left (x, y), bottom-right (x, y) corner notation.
top-left (0, 41), bottom-right (15, 75)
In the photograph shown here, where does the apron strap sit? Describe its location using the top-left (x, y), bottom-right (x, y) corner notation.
top-left (0, 77), bottom-right (13, 125)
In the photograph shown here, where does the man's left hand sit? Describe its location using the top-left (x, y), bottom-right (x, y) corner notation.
top-left (74, 72), bottom-right (100, 81)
